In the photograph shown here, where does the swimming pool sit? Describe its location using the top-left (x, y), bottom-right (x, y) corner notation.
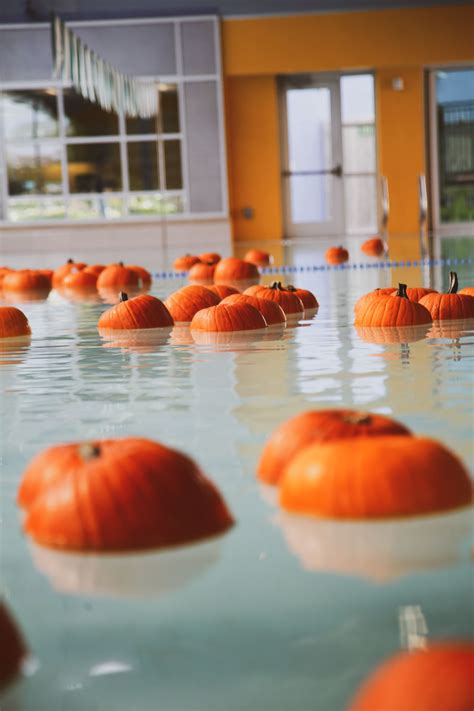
top-left (1, 234), bottom-right (473, 711)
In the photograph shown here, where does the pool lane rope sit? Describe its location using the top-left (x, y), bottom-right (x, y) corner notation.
top-left (152, 256), bottom-right (473, 280)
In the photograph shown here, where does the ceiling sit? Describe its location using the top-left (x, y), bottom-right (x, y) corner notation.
top-left (0, 0), bottom-right (466, 23)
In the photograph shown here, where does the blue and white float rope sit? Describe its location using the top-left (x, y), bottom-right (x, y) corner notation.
top-left (152, 256), bottom-right (474, 280)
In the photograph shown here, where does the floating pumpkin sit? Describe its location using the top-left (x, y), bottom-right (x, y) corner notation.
top-left (206, 284), bottom-right (240, 300)
top-left (188, 261), bottom-right (216, 283)
top-left (83, 264), bottom-right (106, 277)
top-left (198, 252), bottom-right (221, 265)
top-left (0, 267), bottom-right (12, 286)
top-left (244, 249), bottom-right (272, 266)
top-left (190, 302), bottom-right (267, 332)
top-left (325, 246), bottom-right (349, 265)
top-left (419, 272), bottom-right (474, 320)
top-left (2, 270), bottom-right (51, 293)
top-left (173, 254), bottom-right (200, 271)
top-left (286, 285), bottom-right (319, 312)
top-left (354, 288), bottom-right (398, 314)
top-left (38, 269), bottom-right (54, 286)
top-left (459, 286), bottom-right (474, 297)
top-left (52, 259), bottom-right (87, 287)
top-left (347, 643), bottom-right (474, 711)
top-left (213, 257), bottom-right (260, 284)
top-left (98, 292), bottom-right (173, 331)
top-left (126, 265), bottom-right (152, 287)
top-left (258, 409), bottom-right (410, 486)
top-left (243, 284), bottom-right (267, 297)
top-left (403, 286), bottom-right (437, 302)
top-left (62, 269), bottom-right (98, 290)
top-left (254, 282), bottom-right (304, 316)
top-left (361, 237), bottom-right (385, 257)
top-left (18, 438), bottom-right (234, 551)
top-left (354, 284), bottom-right (432, 327)
top-left (97, 264), bottom-right (140, 290)
top-left (220, 294), bottom-right (286, 326)
top-left (0, 602), bottom-right (28, 690)
top-left (165, 285), bottom-right (220, 323)
top-left (280, 435), bottom-right (472, 519)
top-left (0, 307), bottom-right (32, 339)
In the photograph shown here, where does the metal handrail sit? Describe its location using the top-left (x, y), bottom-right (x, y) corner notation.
top-left (418, 173), bottom-right (430, 260)
top-left (380, 175), bottom-right (389, 230)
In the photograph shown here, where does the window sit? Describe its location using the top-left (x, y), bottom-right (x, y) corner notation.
top-left (340, 74), bottom-right (377, 233)
top-left (0, 85), bottom-right (185, 221)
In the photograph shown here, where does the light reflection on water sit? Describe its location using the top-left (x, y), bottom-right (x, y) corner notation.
top-left (0, 253), bottom-right (473, 711)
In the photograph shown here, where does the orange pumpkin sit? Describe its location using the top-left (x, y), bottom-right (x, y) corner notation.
top-left (326, 246), bottom-right (349, 265)
top-left (213, 257), bottom-right (260, 284)
top-left (165, 285), bottom-right (220, 323)
top-left (258, 410), bottom-right (410, 485)
top-left (206, 284), bottom-right (240, 300)
top-left (63, 269), bottom-right (98, 290)
top-left (354, 284), bottom-right (432, 327)
top-left (280, 435), bottom-right (472, 519)
top-left (354, 288), bottom-right (397, 314)
top-left (2, 269), bottom-right (51, 293)
top-left (243, 284), bottom-right (267, 297)
top-left (97, 264), bottom-right (140, 290)
top-left (286, 285), bottom-right (319, 312)
top-left (98, 292), bottom-right (173, 331)
top-left (198, 252), bottom-right (221, 265)
top-left (126, 265), bottom-right (152, 287)
top-left (83, 264), bottom-right (106, 277)
top-left (188, 261), bottom-right (216, 283)
top-left (52, 259), bottom-right (87, 287)
top-left (18, 438), bottom-right (234, 551)
top-left (190, 302), bottom-right (267, 332)
top-left (244, 249), bottom-right (272, 266)
top-left (221, 293), bottom-right (286, 325)
top-left (419, 272), bottom-right (474, 320)
top-left (0, 307), bottom-right (32, 339)
top-left (348, 643), bottom-right (474, 711)
top-left (361, 237), bottom-right (385, 256)
top-left (459, 286), bottom-right (474, 297)
top-left (255, 281), bottom-right (304, 316)
top-left (38, 269), bottom-right (54, 286)
top-left (173, 254), bottom-right (200, 271)
top-left (0, 603), bottom-right (28, 690)
top-left (403, 286), bottom-right (437, 302)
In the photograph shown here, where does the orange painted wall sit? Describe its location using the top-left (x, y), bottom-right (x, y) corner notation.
top-left (225, 76), bottom-right (283, 241)
top-left (222, 4), bottom-right (474, 241)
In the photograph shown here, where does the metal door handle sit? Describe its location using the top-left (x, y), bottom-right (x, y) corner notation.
top-left (282, 164), bottom-right (342, 178)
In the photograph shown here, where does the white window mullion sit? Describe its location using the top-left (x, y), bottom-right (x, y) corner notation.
top-left (175, 21), bottom-right (190, 214)
top-left (57, 87), bottom-right (69, 210)
top-left (118, 108), bottom-right (129, 216)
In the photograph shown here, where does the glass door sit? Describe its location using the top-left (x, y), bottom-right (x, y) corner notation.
top-left (429, 67), bottom-right (474, 231)
top-left (281, 77), bottom-right (343, 237)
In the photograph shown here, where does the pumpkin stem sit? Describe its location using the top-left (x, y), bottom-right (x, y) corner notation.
top-left (448, 271), bottom-right (458, 294)
top-left (343, 412), bottom-right (372, 425)
top-left (67, 258), bottom-right (74, 264)
top-left (119, 292), bottom-right (129, 302)
top-left (79, 443), bottom-right (101, 461)
top-left (395, 283), bottom-right (409, 299)
top-left (270, 281), bottom-right (285, 291)
top-left (287, 285), bottom-right (296, 292)
top-left (118, 261), bottom-right (124, 267)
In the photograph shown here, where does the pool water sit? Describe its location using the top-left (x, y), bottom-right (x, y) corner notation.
top-left (1, 237), bottom-right (473, 711)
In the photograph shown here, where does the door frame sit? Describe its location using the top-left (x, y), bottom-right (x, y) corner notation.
top-left (279, 74), bottom-right (344, 238)
top-left (428, 65), bottom-right (474, 235)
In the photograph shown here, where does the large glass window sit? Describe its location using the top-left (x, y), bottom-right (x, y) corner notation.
top-left (435, 68), bottom-right (474, 224)
top-left (1, 84), bottom-right (185, 222)
top-left (340, 74), bottom-right (377, 233)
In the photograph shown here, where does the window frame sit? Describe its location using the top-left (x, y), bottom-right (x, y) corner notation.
top-left (0, 15), bottom-right (229, 225)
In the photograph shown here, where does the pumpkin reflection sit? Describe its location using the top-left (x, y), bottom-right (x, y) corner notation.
top-left (274, 508), bottom-right (472, 583)
top-left (99, 327), bottom-right (172, 353)
top-left (356, 324), bottom-right (430, 345)
top-left (0, 335), bottom-right (31, 366)
top-left (29, 537), bottom-right (223, 599)
top-left (2, 289), bottom-right (50, 304)
top-left (191, 328), bottom-right (269, 348)
top-left (428, 318), bottom-right (474, 340)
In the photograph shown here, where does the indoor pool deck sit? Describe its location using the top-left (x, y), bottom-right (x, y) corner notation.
top-left (1, 234), bottom-right (473, 711)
